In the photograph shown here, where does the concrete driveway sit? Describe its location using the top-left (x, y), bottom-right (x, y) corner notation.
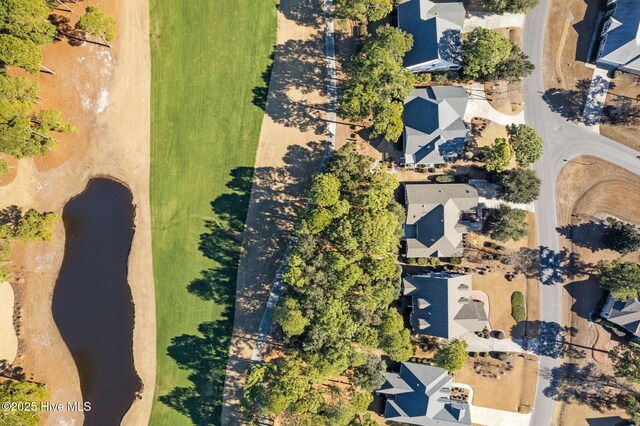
top-left (463, 12), bottom-right (526, 33)
top-left (472, 406), bottom-right (532, 426)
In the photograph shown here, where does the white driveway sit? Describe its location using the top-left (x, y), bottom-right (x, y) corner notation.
top-left (479, 196), bottom-right (536, 213)
top-left (463, 12), bottom-right (525, 33)
top-left (581, 67), bottom-right (611, 133)
top-left (464, 85), bottom-right (525, 126)
top-left (464, 332), bottom-right (532, 353)
top-left (472, 406), bottom-right (532, 426)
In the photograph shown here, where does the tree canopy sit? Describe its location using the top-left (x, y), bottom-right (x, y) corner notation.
top-left (340, 25), bottom-right (414, 141)
top-left (485, 137), bottom-right (513, 173)
top-left (496, 168), bottom-right (541, 203)
top-left (602, 217), bottom-right (640, 255)
top-left (507, 124), bottom-right (543, 167)
top-left (462, 28), bottom-right (512, 80)
top-left (434, 339), bottom-right (468, 371)
top-left (488, 205), bottom-right (528, 242)
top-left (609, 342), bottom-right (640, 383)
top-left (0, 380), bottom-right (48, 426)
top-left (244, 144), bottom-right (410, 420)
top-left (598, 259), bottom-right (640, 301)
top-left (0, 34), bottom-right (41, 74)
top-left (77, 6), bottom-right (117, 42)
top-left (353, 354), bottom-right (386, 391)
top-left (487, 0), bottom-right (539, 14)
top-left (492, 45), bottom-right (534, 82)
top-left (333, 0), bottom-right (393, 22)
top-left (0, 0), bottom-right (56, 46)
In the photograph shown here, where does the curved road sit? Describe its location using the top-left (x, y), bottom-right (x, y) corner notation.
top-left (522, 1), bottom-right (640, 424)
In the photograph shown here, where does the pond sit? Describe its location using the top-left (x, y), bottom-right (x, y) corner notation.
top-left (52, 178), bottom-right (141, 426)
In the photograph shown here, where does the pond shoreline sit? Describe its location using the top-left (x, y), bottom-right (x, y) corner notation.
top-left (52, 178), bottom-right (142, 426)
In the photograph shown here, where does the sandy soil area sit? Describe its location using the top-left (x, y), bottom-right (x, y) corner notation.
top-left (220, 0), bottom-right (329, 423)
top-left (554, 156), bottom-right (640, 424)
top-left (0, 282), bottom-right (17, 365)
top-left (456, 354), bottom-right (538, 413)
top-left (601, 72), bottom-right (640, 152)
top-left (0, 0), bottom-right (154, 425)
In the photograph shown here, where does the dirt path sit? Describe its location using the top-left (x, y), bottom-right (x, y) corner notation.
top-left (0, 0), bottom-right (153, 424)
top-left (220, 0), bottom-right (330, 423)
top-left (0, 282), bottom-right (17, 364)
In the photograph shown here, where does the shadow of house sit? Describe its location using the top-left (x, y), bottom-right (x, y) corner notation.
top-left (556, 221), bottom-right (607, 253)
top-left (564, 277), bottom-right (603, 322)
top-left (586, 416), bottom-right (626, 426)
top-left (572, 0), bottom-right (606, 63)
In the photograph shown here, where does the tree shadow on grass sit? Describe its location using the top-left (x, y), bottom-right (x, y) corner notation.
top-left (541, 362), bottom-right (630, 413)
top-left (159, 142), bottom-right (326, 425)
top-left (556, 221), bottom-right (607, 253)
top-left (159, 167), bottom-right (255, 425)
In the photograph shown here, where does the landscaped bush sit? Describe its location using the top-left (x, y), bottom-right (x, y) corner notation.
top-left (497, 352), bottom-right (508, 361)
top-left (495, 330), bottom-right (505, 340)
top-left (479, 352), bottom-right (488, 357)
top-left (435, 174), bottom-right (456, 183)
top-left (415, 73), bottom-right (432, 83)
top-left (407, 257), bottom-right (418, 265)
top-left (416, 257), bottom-right (440, 266)
top-left (468, 351), bottom-right (477, 357)
top-left (511, 291), bottom-right (526, 323)
top-left (450, 257), bottom-right (462, 265)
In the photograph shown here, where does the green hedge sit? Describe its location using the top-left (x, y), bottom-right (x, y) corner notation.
top-left (511, 291), bottom-right (526, 323)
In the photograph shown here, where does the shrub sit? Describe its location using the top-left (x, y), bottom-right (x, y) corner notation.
top-left (433, 73), bottom-right (448, 82)
top-left (415, 73), bottom-right (432, 83)
top-left (496, 330), bottom-right (505, 340)
top-left (435, 174), bottom-right (456, 183)
top-left (450, 257), bottom-right (462, 265)
top-left (497, 352), bottom-right (508, 361)
top-left (613, 70), bottom-right (623, 79)
top-left (479, 352), bottom-right (488, 357)
top-left (511, 291), bottom-right (526, 322)
top-left (407, 258), bottom-right (417, 265)
top-left (468, 351), bottom-right (476, 357)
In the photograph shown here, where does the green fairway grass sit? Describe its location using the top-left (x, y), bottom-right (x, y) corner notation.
top-left (149, 1), bottom-right (276, 424)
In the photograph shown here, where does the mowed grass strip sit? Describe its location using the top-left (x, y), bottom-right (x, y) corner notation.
top-left (149, 1), bottom-right (276, 425)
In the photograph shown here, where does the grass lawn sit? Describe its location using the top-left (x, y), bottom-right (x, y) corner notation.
top-left (149, 1), bottom-right (276, 425)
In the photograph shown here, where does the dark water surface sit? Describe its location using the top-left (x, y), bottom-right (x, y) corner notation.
top-left (52, 178), bottom-right (141, 426)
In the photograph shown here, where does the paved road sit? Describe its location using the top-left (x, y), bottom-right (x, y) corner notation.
top-left (522, 1), bottom-right (640, 424)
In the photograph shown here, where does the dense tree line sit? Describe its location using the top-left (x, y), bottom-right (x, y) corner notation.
top-left (242, 144), bottom-right (411, 423)
top-left (339, 25), bottom-right (415, 142)
top-left (608, 343), bottom-right (640, 423)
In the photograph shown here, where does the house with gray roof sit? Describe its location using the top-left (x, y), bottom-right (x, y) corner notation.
top-left (601, 296), bottom-right (640, 337)
top-left (402, 86), bottom-right (469, 167)
top-left (404, 183), bottom-right (479, 258)
top-left (397, 0), bottom-right (465, 72)
top-left (377, 362), bottom-right (471, 425)
top-left (403, 272), bottom-right (488, 339)
top-left (596, 0), bottom-right (640, 74)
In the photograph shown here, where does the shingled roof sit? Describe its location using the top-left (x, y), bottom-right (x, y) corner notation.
top-left (377, 362), bottom-right (471, 425)
top-left (404, 183), bottom-right (478, 258)
top-left (403, 86), bottom-right (468, 166)
top-left (403, 272), bottom-right (488, 339)
top-left (397, 0), bottom-right (465, 72)
top-left (602, 296), bottom-right (640, 337)
top-left (597, 0), bottom-right (640, 74)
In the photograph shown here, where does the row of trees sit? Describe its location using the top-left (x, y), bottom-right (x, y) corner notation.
top-left (334, 0), bottom-right (393, 23)
top-left (242, 144), bottom-right (411, 423)
top-left (339, 25), bottom-right (415, 142)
